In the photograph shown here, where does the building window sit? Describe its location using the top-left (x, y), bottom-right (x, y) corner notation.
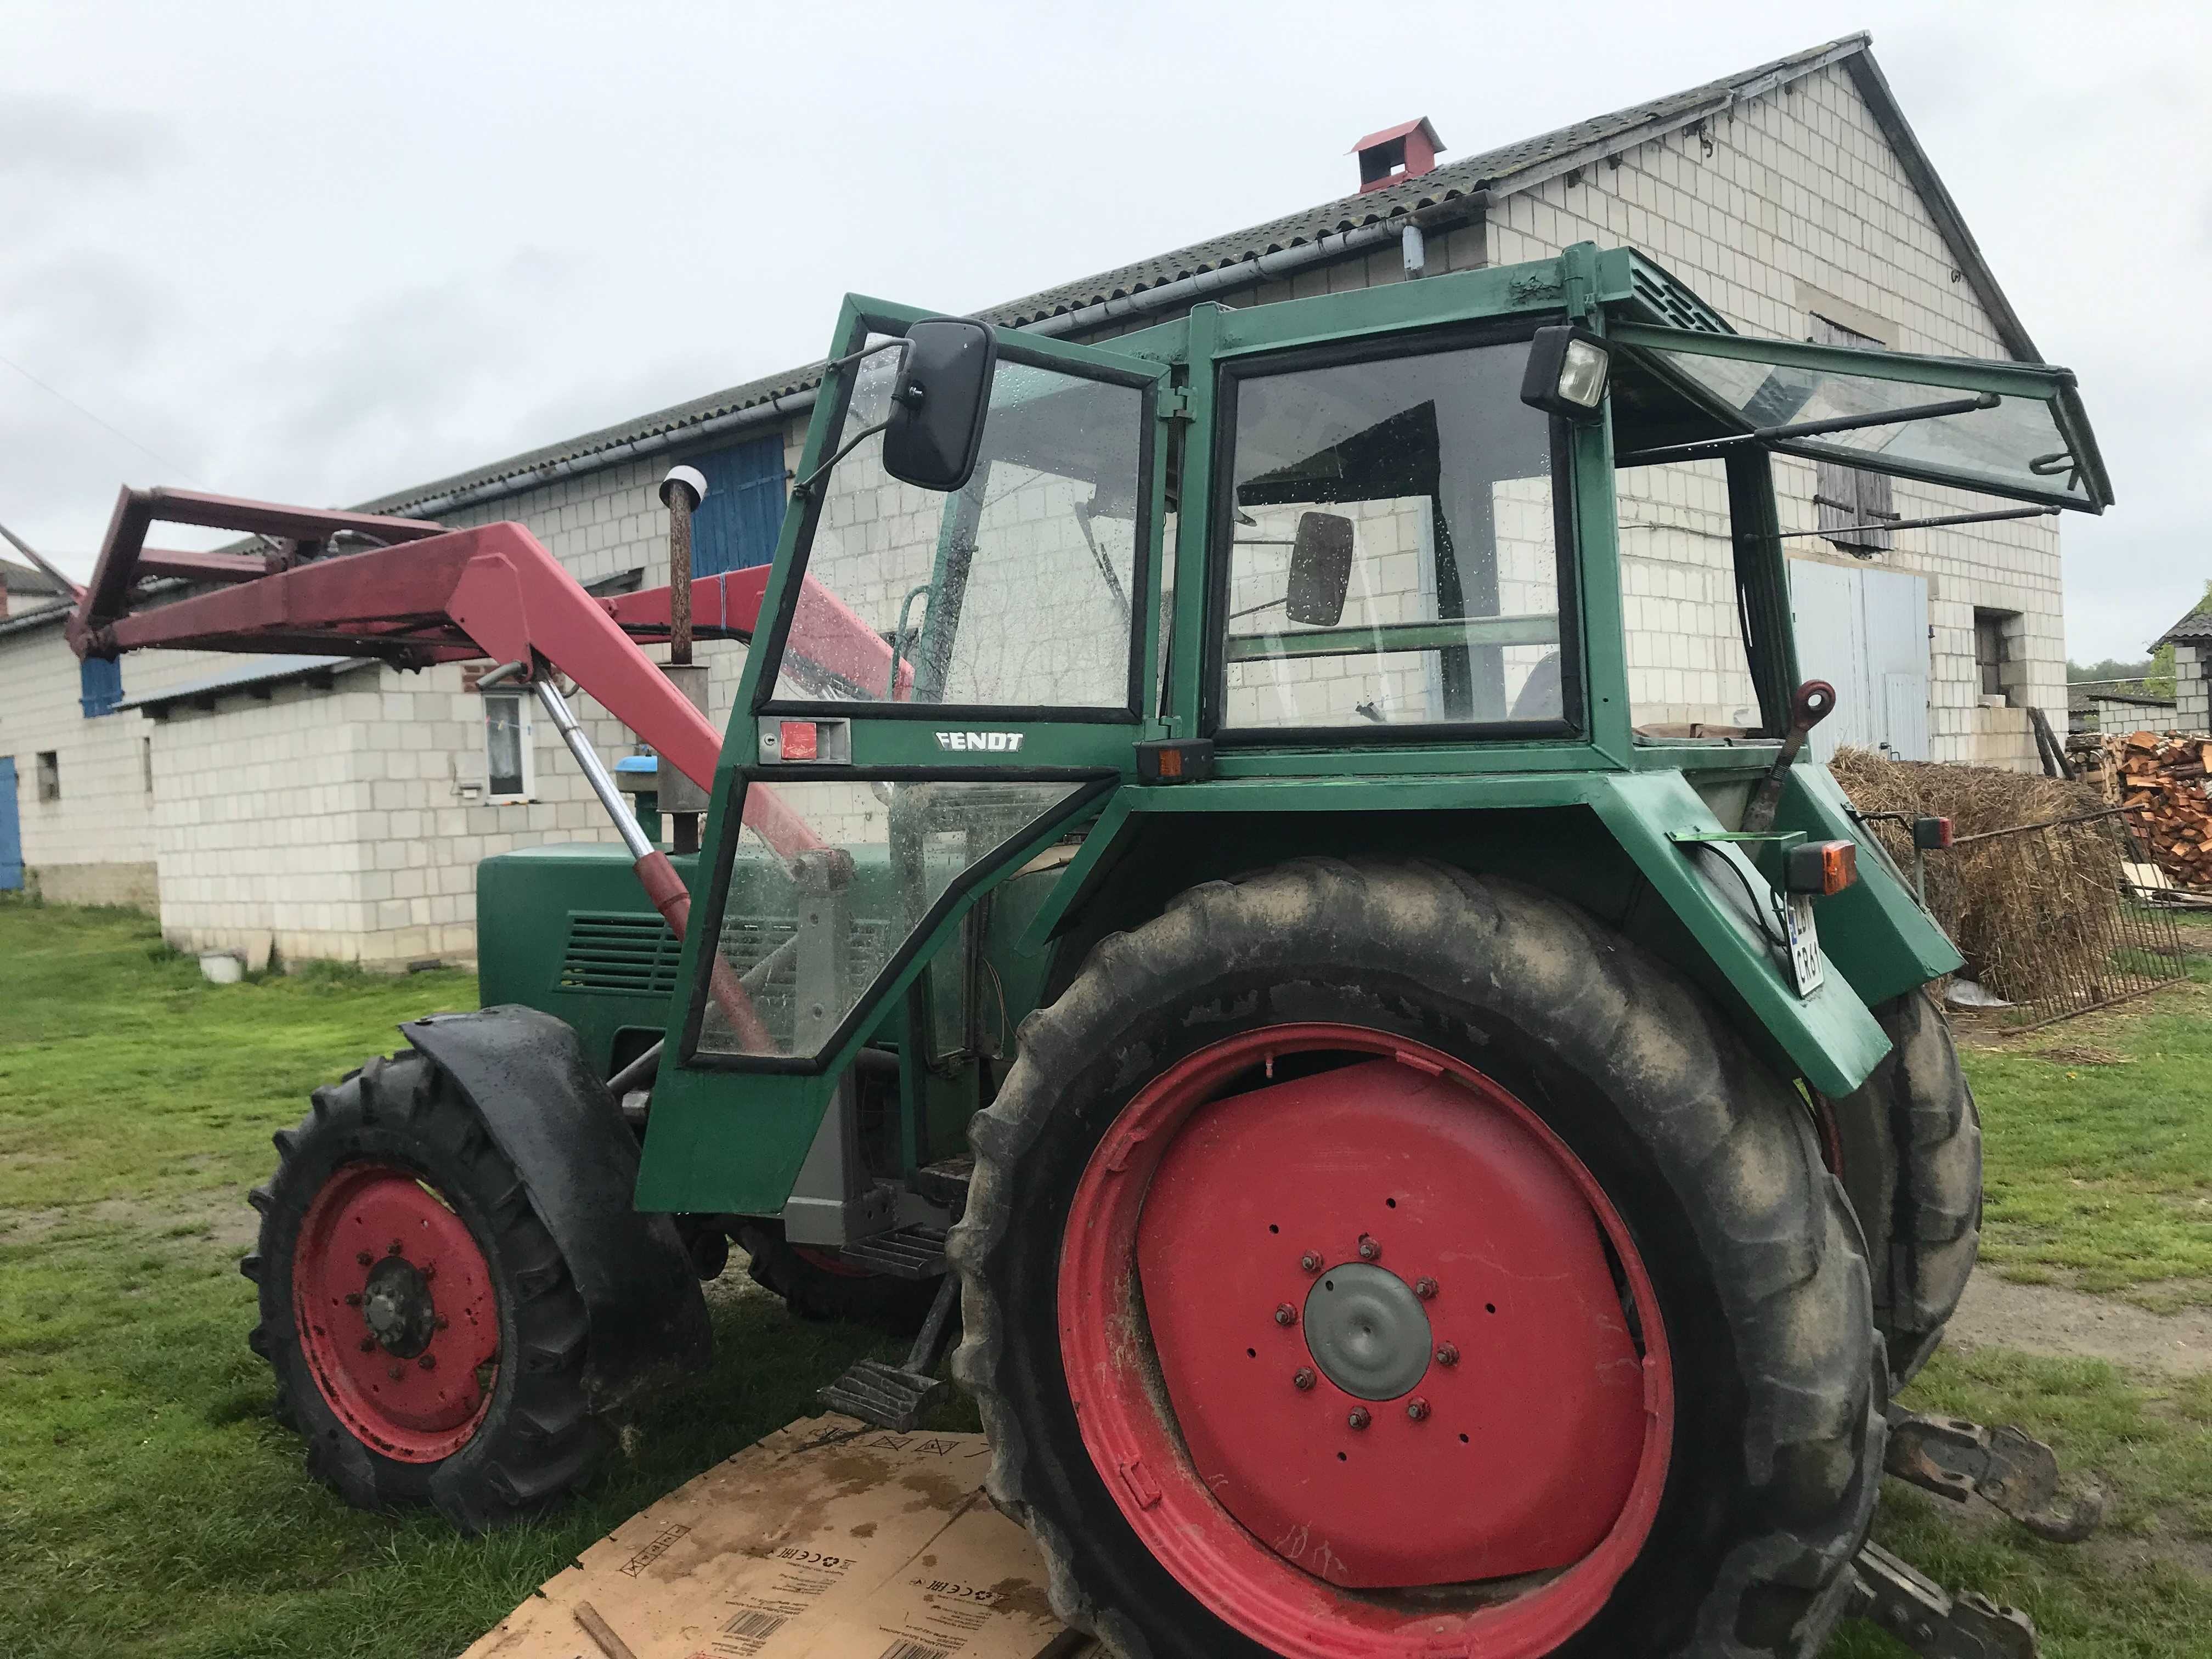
top-left (79, 656), bottom-right (123, 718)
top-left (1974, 608), bottom-right (2014, 701)
top-left (36, 750), bottom-right (59, 803)
top-left (686, 435), bottom-right (787, 577)
top-left (143, 736), bottom-right (154, 795)
top-left (483, 693), bottom-right (536, 803)
top-left (1809, 315), bottom-right (1899, 555)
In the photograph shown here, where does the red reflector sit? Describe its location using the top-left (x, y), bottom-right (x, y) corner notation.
top-left (1819, 841), bottom-right (1857, 896)
top-left (1913, 815), bottom-right (1955, 851)
top-left (779, 720), bottom-right (819, 761)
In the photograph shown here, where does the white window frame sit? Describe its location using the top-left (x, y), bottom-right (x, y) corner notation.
top-left (482, 691), bottom-right (538, 804)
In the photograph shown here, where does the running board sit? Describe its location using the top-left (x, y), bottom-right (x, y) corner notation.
top-left (819, 1274), bottom-right (961, 1431)
top-left (836, 1224), bottom-right (949, 1279)
top-left (1848, 1539), bottom-right (2038, 1658)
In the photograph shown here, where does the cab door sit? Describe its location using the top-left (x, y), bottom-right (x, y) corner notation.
top-left (640, 298), bottom-right (1175, 1212)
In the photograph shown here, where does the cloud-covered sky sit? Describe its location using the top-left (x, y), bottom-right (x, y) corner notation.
top-left (4, 1), bottom-right (2206, 659)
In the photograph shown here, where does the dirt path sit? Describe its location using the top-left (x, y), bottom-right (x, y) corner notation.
top-left (1946, 1271), bottom-right (2212, 1374)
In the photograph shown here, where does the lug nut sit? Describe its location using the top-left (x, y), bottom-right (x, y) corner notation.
top-left (418, 1353), bottom-right (437, 1371)
top-left (1346, 1408), bottom-right (1370, 1431)
top-left (1435, 1342), bottom-right (1459, 1367)
top-left (1414, 1276), bottom-right (1438, 1300)
top-left (1274, 1304), bottom-right (1297, 1327)
top-left (359, 1336), bottom-right (377, 1353)
top-left (1357, 1236), bottom-right (1380, 1262)
top-left (387, 1239), bottom-right (403, 1256)
top-left (420, 1263), bottom-right (436, 1283)
top-left (1407, 1397), bottom-right (1431, 1422)
top-left (435, 1315), bottom-right (449, 1331)
top-left (1300, 1251), bottom-right (1323, 1274)
top-left (344, 1292), bottom-right (362, 1307)
top-left (1293, 1368), bottom-right (1316, 1391)
top-left (387, 1364), bottom-right (404, 1382)
top-left (356, 1250), bottom-right (374, 1267)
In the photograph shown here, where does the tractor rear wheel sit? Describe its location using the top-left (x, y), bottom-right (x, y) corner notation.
top-left (1829, 987), bottom-right (1982, 1387)
top-left (952, 860), bottom-right (1884, 1659)
top-left (242, 1050), bottom-right (604, 1532)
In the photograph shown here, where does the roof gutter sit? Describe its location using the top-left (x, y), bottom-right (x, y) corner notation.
top-left (390, 208), bottom-right (1470, 521)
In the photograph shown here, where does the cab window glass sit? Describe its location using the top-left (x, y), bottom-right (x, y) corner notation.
top-left (771, 348), bottom-right (1144, 713)
top-left (1616, 457), bottom-right (1760, 737)
top-left (1217, 340), bottom-right (1568, 731)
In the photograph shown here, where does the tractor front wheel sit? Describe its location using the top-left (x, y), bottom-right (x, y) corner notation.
top-left (242, 1051), bottom-right (603, 1532)
top-left (952, 860), bottom-right (1884, 1659)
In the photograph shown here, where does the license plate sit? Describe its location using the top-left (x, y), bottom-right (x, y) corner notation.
top-left (1783, 894), bottom-right (1824, 996)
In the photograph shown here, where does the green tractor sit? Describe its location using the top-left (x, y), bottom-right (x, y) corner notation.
top-left (72, 241), bottom-right (2112, 1657)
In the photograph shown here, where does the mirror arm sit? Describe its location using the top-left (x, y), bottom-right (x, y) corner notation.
top-left (793, 419), bottom-right (892, 500)
top-left (1616, 392), bottom-right (2000, 467)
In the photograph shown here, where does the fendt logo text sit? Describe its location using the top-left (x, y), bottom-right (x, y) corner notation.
top-left (935, 731), bottom-right (1025, 753)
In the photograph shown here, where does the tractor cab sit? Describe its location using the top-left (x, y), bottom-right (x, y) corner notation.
top-left (633, 243), bottom-right (2110, 1226)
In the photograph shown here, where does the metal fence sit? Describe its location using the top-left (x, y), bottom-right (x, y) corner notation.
top-left (1940, 807), bottom-right (2189, 1030)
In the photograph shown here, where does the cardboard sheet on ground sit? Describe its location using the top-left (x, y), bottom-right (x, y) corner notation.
top-left (464, 1415), bottom-right (1083, 1659)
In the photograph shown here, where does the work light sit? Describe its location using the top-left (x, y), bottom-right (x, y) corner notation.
top-left (1520, 325), bottom-right (1612, 420)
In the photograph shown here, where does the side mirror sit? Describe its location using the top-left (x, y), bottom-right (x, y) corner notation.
top-left (883, 318), bottom-right (997, 493)
top-left (1285, 511), bottom-right (1355, 627)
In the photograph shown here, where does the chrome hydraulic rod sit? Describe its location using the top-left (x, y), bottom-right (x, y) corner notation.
top-left (532, 678), bottom-right (654, 860)
top-left (522, 671), bottom-right (777, 1053)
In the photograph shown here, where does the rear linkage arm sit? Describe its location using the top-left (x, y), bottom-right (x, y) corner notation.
top-left (1883, 1406), bottom-right (2107, 1542)
top-left (1848, 1540), bottom-right (2039, 1659)
top-left (1839, 1406), bottom-right (2107, 1659)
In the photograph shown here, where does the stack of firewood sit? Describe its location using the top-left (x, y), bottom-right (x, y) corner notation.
top-left (2082, 732), bottom-right (2212, 889)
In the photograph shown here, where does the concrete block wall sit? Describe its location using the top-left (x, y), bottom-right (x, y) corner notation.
top-left (1483, 62), bottom-right (2066, 766)
top-left (2178, 645), bottom-right (2210, 730)
top-left (0, 621), bottom-right (237, 907)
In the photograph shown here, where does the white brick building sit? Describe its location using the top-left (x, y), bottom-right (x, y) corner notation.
top-left (0, 33), bottom-right (2084, 963)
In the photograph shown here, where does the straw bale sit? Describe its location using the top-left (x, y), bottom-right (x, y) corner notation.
top-left (1829, 748), bottom-right (2125, 1002)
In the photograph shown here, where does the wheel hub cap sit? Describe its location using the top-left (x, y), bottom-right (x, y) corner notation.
top-left (291, 1162), bottom-right (499, 1463)
top-left (1301, 1264), bottom-right (1430, 1401)
top-left (361, 1256), bottom-right (436, 1357)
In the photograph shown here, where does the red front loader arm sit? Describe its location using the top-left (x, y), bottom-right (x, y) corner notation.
top-left (66, 486), bottom-right (899, 1049)
top-left (64, 486), bottom-right (901, 858)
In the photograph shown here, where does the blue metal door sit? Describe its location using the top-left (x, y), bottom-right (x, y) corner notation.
top-left (0, 757), bottom-right (21, 891)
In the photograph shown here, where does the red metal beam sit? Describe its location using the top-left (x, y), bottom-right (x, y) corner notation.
top-left (137, 548), bottom-right (276, 583)
top-left (80, 485), bottom-right (447, 635)
top-left (605, 567), bottom-right (911, 697)
top-left (74, 517), bottom-right (823, 860)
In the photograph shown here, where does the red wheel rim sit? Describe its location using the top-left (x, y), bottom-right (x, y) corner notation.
top-left (1058, 1025), bottom-right (1674, 1657)
top-left (292, 1161), bottom-right (500, 1463)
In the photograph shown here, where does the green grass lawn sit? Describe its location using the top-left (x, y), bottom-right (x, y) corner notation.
top-left (3, 896), bottom-right (2209, 1657)
top-left (0, 900), bottom-right (936, 1658)
top-left (1955, 953), bottom-right (2212, 1306)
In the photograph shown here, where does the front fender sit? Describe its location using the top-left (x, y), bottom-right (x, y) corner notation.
top-left (400, 1006), bottom-right (710, 1410)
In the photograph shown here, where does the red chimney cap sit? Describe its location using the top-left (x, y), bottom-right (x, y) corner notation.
top-left (1350, 117), bottom-right (1446, 193)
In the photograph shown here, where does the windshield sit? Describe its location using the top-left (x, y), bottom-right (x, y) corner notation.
top-left (769, 341), bottom-right (1147, 713)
